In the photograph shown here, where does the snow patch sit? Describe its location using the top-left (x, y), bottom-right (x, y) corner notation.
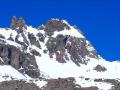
top-left (52, 26), bottom-right (84, 38)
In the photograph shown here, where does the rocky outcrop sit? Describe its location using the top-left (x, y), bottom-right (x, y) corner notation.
top-left (0, 39), bottom-right (40, 78)
top-left (28, 33), bottom-right (41, 49)
top-left (0, 80), bottom-right (41, 90)
top-left (46, 34), bottom-right (98, 66)
top-left (94, 79), bottom-right (120, 90)
top-left (111, 83), bottom-right (120, 90)
top-left (42, 78), bottom-right (80, 90)
top-left (42, 78), bottom-right (99, 90)
top-left (94, 64), bottom-right (107, 72)
top-left (43, 19), bottom-right (70, 36)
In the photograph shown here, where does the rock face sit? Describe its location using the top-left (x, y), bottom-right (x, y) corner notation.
top-left (46, 30), bottom-right (98, 66)
top-left (0, 31), bottom-right (40, 78)
top-left (0, 80), bottom-right (41, 90)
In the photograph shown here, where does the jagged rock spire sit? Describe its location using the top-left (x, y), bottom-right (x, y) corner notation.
top-left (10, 16), bottom-right (17, 30)
top-left (10, 16), bottom-right (27, 30)
top-left (18, 17), bottom-right (27, 30)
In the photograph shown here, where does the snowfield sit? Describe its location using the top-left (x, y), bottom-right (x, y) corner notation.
top-left (0, 65), bottom-right (29, 81)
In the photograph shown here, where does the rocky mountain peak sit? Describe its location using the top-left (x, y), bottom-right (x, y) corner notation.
top-left (0, 18), bottom-right (119, 90)
top-left (38, 19), bottom-right (71, 36)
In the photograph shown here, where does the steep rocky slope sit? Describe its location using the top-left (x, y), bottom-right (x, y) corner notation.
top-left (0, 18), bottom-right (120, 90)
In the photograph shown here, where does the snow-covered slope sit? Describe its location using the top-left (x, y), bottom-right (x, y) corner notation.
top-left (0, 19), bottom-right (119, 90)
top-left (0, 65), bottom-right (29, 81)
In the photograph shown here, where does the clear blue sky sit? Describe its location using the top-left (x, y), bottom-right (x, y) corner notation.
top-left (0, 0), bottom-right (120, 61)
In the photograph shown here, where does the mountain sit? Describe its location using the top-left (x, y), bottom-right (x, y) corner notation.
top-left (0, 17), bottom-right (120, 90)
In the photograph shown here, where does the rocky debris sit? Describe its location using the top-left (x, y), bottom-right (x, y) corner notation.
top-left (111, 83), bottom-right (120, 90)
top-left (10, 16), bottom-right (27, 30)
top-left (42, 77), bottom-right (80, 90)
top-left (42, 78), bottom-right (99, 90)
top-left (94, 79), bottom-right (120, 90)
top-left (103, 79), bottom-right (119, 85)
top-left (0, 80), bottom-right (41, 90)
top-left (94, 64), bottom-right (107, 72)
top-left (0, 79), bottom-right (99, 90)
top-left (44, 19), bottom-right (70, 36)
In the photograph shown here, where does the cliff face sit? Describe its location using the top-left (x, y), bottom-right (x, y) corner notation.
top-left (0, 19), bottom-right (120, 90)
